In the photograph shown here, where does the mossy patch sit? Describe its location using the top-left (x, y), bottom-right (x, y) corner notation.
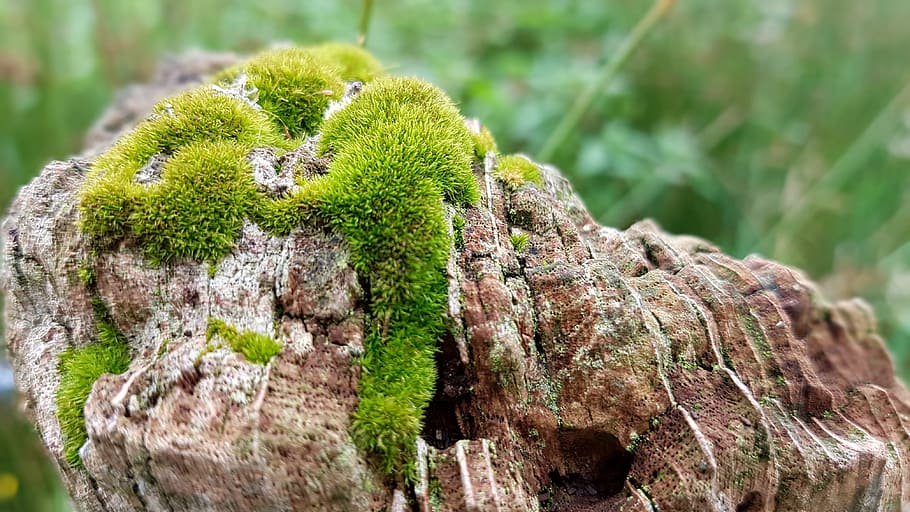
top-left (310, 42), bottom-right (385, 83)
top-left (56, 315), bottom-right (131, 467)
top-left (471, 123), bottom-right (498, 159)
top-left (510, 233), bottom-right (529, 252)
top-left (79, 44), bottom-right (480, 481)
top-left (79, 87), bottom-right (285, 259)
top-left (206, 318), bottom-right (282, 365)
top-left (238, 47), bottom-right (345, 137)
top-left (313, 77), bottom-right (477, 480)
top-left (495, 154), bottom-right (542, 190)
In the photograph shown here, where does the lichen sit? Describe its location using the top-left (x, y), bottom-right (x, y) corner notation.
top-left (495, 154), bottom-right (542, 190)
top-left (206, 318), bottom-right (282, 365)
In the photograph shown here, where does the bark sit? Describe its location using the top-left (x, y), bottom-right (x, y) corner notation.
top-left (2, 53), bottom-right (909, 512)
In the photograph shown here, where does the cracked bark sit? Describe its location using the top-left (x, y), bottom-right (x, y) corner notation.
top-left (2, 52), bottom-right (910, 512)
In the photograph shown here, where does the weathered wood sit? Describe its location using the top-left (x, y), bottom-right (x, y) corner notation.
top-left (2, 53), bottom-right (908, 512)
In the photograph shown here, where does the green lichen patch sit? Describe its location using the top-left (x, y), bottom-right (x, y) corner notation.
top-left (310, 42), bottom-right (385, 83)
top-left (240, 47), bottom-right (346, 137)
top-left (471, 123), bottom-right (498, 159)
top-left (56, 319), bottom-right (131, 467)
top-left (206, 318), bottom-right (282, 365)
top-left (495, 154), bottom-right (543, 191)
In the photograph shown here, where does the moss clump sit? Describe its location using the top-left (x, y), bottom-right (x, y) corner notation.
top-left (310, 42), bottom-right (385, 83)
top-left (131, 141), bottom-right (261, 263)
top-left (288, 76), bottom-right (474, 480)
top-left (319, 77), bottom-right (479, 205)
top-left (79, 44), bottom-right (478, 480)
top-left (471, 123), bottom-right (498, 159)
top-left (510, 233), bottom-right (529, 252)
top-left (206, 318), bottom-right (282, 365)
top-left (79, 87), bottom-right (285, 254)
top-left (56, 319), bottom-right (131, 467)
top-left (495, 154), bottom-right (542, 190)
top-left (240, 47), bottom-right (345, 137)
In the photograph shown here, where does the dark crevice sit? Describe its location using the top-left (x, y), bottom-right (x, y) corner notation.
top-left (544, 429), bottom-right (633, 509)
top-left (422, 332), bottom-right (472, 449)
top-left (736, 490), bottom-right (763, 512)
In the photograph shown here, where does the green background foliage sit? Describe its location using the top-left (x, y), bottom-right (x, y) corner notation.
top-left (0, 0), bottom-right (908, 509)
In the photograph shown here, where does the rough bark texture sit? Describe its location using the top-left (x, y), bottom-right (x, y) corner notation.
top-left (3, 53), bottom-right (910, 512)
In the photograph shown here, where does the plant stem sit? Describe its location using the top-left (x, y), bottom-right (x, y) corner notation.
top-left (357, 0), bottom-right (375, 47)
top-left (538, 0), bottom-right (676, 163)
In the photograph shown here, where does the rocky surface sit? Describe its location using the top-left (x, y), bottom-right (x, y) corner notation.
top-left (3, 54), bottom-right (910, 512)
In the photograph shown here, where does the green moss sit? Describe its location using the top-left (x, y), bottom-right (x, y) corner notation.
top-left (241, 47), bottom-right (346, 137)
top-left (495, 154), bottom-right (542, 190)
top-left (452, 214), bottom-right (465, 248)
top-left (283, 76), bottom-right (474, 480)
top-left (77, 264), bottom-right (95, 287)
top-left (132, 141), bottom-right (261, 263)
top-left (510, 233), bottom-right (529, 252)
top-left (56, 318), bottom-right (131, 467)
top-left (318, 77), bottom-right (479, 205)
top-left (80, 45), bottom-right (476, 481)
top-left (310, 42), bottom-right (385, 83)
top-left (206, 318), bottom-right (282, 365)
top-left (471, 123), bottom-right (498, 159)
top-left (79, 87), bottom-right (285, 255)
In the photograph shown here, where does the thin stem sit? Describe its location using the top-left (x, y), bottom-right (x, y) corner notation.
top-left (357, 0), bottom-right (375, 48)
top-left (538, 0), bottom-right (676, 163)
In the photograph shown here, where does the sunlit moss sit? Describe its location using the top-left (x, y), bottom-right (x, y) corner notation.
top-left (79, 87), bottom-right (285, 251)
top-left (206, 318), bottom-right (282, 365)
top-left (471, 123), bottom-right (498, 159)
top-left (241, 47), bottom-right (346, 137)
top-left (495, 154), bottom-right (542, 190)
top-left (310, 42), bottom-right (385, 83)
top-left (309, 77), bottom-right (477, 480)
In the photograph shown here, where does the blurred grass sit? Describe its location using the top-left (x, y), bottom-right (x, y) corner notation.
top-left (0, 0), bottom-right (908, 510)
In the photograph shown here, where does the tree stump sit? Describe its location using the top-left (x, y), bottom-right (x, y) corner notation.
top-left (2, 50), bottom-right (909, 512)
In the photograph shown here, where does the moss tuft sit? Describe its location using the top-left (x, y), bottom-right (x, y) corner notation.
top-left (241, 47), bottom-right (346, 137)
top-left (56, 318), bottom-right (131, 467)
top-left (452, 214), bottom-right (466, 248)
top-left (495, 154), bottom-right (542, 190)
top-left (318, 77), bottom-right (479, 205)
top-left (290, 76), bottom-right (475, 480)
top-left (130, 141), bottom-right (261, 264)
top-left (79, 87), bottom-right (285, 254)
top-left (510, 233), bottom-right (529, 252)
top-left (310, 42), bottom-right (385, 83)
top-left (206, 318), bottom-right (282, 365)
top-left (471, 123), bottom-right (498, 159)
